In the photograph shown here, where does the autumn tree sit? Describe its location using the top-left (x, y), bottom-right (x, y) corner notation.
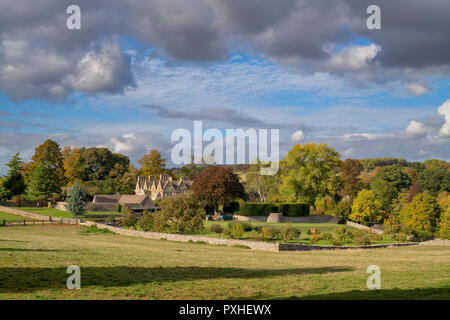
top-left (400, 193), bottom-right (441, 233)
top-left (118, 164), bottom-right (139, 194)
top-left (3, 153), bottom-right (26, 198)
top-left (279, 143), bottom-right (341, 206)
top-left (350, 189), bottom-right (384, 223)
top-left (30, 139), bottom-right (66, 191)
top-left (339, 159), bottom-right (362, 200)
top-left (191, 165), bottom-right (244, 212)
top-left (138, 150), bottom-right (166, 177)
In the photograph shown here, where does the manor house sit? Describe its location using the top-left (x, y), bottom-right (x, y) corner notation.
top-left (135, 174), bottom-right (193, 200)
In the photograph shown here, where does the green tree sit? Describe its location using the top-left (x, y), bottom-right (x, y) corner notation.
top-left (350, 189), bottom-right (384, 223)
top-left (3, 153), bottom-right (26, 198)
top-left (66, 181), bottom-right (88, 216)
top-left (26, 165), bottom-right (57, 202)
top-left (400, 193), bottom-right (441, 233)
top-left (279, 143), bottom-right (341, 206)
top-left (418, 166), bottom-right (449, 196)
top-left (191, 165), bottom-right (244, 212)
top-left (30, 139), bottom-right (66, 190)
top-left (370, 177), bottom-right (397, 210)
top-left (118, 164), bottom-right (139, 194)
top-left (138, 150), bottom-right (166, 177)
top-left (375, 164), bottom-right (411, 193)
top-left (159, 193), bottom-right (206, 234)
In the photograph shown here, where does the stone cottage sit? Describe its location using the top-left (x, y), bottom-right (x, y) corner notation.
top-left (135, 174), bottom-right (193, 200)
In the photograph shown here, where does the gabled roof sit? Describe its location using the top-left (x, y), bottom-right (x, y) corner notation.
top-left (93, 194), bottom-right (122, 203)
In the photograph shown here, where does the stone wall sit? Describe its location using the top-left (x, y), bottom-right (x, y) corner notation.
top-left (234, 214), bottom-right (338, 224)
top-left (0, 205), bottom-right (80, 224)
top-left (0, 201), bottom-right (49, 207)
top-left (346, 221), bottom-right (384, 235)
top-left (279, 242), bottom-right (418, 251)
top-left (84, 221), bottom-right (280, 252)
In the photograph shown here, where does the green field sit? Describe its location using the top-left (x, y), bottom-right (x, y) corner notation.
top-left (20, 207), bottom-right (118, 218)
top-left (0, 211), bottom-right (35, 222)
top-left (0, 225), bottom-right (448, 300)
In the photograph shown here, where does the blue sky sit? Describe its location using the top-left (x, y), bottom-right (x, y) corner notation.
top-left (1, 0), bottom-right (450, 174)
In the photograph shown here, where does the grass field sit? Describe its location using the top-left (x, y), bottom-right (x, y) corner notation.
top-left (20, 207), bottom-right (118, 218)
top-left (0, 225), bottom-right (448, 300)
top-left (0, 211), bottom-right (35, 222)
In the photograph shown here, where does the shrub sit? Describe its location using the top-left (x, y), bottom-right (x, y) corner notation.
top-left (321, 233), bottom-right (333, 241)
top-left (308, 228), bottom-right (321, 236)
top-left (241, 222), bottom-right (253, 232)
top-left (383, 216), bottom-right (411, 241)
top-left (159, 194), bottom-right (206, 234)
top-left (310, 234), bottom-right (320, 244)
top-left (230, 222), bottom-right (244, 239)
top-left (137, 213), bottom-right (154, 231)
top-left (260, 226), bottom-right (275, 240)
top-left (332, 226), bottom-right (353, 244)
top-left (115, 204), bottom-right (121, 213)
top-left (121, 206), bottom-right (138, 228)
top-left (210, 223), bottom-right (223, 234)
top-left (106, 216), bottom-right (115, 224)
top-left (439, 208), bottom-right (450, 239)
top-left (335, 200), bottom-right (352, 224)
top-left (247, 230), bottom-right (261, 240)
top-left (352, 230), bottom-right (371, 245)
top-left (412, 230), bottom-right (434, 241)
top-left (280, 225), bottom-right (300, 243)
top-left (237, 203), bottom-right (309, 217)
top-left (350, 189), bottom-right (384, 223)
top-left (152, 210), bottom-right (168, 232)
top-left (253, 225), bottom-right (262, 232)
top-left (223, 229), bottom-right (232, 238)
top-left (400, 193), bottom-right (441, 234)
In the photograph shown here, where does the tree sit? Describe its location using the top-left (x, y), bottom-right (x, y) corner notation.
top-left (30, 139), bottom-right (66, 190)
top-left (418, 166), bottom-right (448, 196)
top-left (3, 153), bottom-right (26, 198)
top-left (279, 143), bottom-right (341, 206)
top-left (375, 164), bottom-right (411, 193)
top-left (244, 160), bottom-right (275, 202)
top-left (159, 193), bottom-right (206, 234)
top-left (400, 193), bottom-right (441, 234)
top-left (439, 208), bottom-right (450, 239)
top-left (339, 159), bottom-right (362, 200)
top-left (66, 181), bottom-right (88, 216)
top-left (350, 189), bottom-right (384, 223)
top-left (63, 147), bottom-right (85, 184)
top-left (191, 165), bottom-right (244, 212)
top-left (370, 177), bottom-right (397, 210)
top-left (138, 150), bottom-right (166, 177)
top-left (118, 164), bottom-right (139, 194)
top-left (26, 165), bottom-right (57, 202)
top-left (80, 147), bottom-right (129, 181)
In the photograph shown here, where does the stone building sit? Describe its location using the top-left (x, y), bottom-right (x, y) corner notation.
top-left (135, 174), bottom-right (193, 200)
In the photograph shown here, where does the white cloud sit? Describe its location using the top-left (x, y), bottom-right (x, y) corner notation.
top-left (405, 83), bottom-right (432, 96)
top-left (290, 130), bottom-right (305, 143)
top-left (405, 120), bottom-right (428, 138)
top-left (438, 99), bottom-right (450, 137)
top-left (326, 44), bottom-right (381, 72)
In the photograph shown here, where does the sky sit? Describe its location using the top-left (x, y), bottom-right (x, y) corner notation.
top-left (0, 0), bottom-right (450, 174)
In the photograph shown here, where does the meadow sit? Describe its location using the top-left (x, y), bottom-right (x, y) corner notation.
top-left (0, 225), bottom-right (448, 300)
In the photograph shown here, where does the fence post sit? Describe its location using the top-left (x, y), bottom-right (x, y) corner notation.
top-left (23, 219), bottom-right (26, 226)
top-left (2, 219), bottom-right (5, 226)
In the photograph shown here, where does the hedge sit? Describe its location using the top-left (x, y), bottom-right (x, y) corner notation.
top-left (236, 202), bottom-right (310, 217)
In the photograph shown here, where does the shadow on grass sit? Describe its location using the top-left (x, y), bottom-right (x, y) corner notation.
top-left (0, 248), bottom-right (64, 252)
top-left (0, 266), bottom-right (353, 293)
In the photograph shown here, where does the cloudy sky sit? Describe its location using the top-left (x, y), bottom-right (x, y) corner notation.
top-left (1, 0), bottom-right (450, 173)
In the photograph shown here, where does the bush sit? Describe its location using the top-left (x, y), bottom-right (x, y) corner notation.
top-left (260, 226), bottom-right (275, 240)
top-left (137, 213), bottom-right (154, 231)
top-left (310, 234), bottom-right (321, 244)
top-left (352, 230), bottom-right (371, 245)
top-left (247, 230), bottom-right (261, 240)
top-left (106, 216), bottom-right (115, 224)
top-left (159, 194), bottom-right (206, 234)
top-left (280, 225), bottom-right (300, 243)
top-left (412, 230), bottom-right (435, 241)
top-left (241, 222), bottom-right (253, 232)
top-left (332, 226), bottom-right (353, 245)
top-left (210, 223), bottom-right (223, 234)
top-left (335, 200), bottom-right (352, 224)
top-left (383, 216), bottom-right (411, 241)
top-left (115, 204), bottom-right (121, 213)
top-left (121, 206), bottom-right (138, 228)
top-left (439, 208), bottom-right (450, 239)
top-left (308, 228), bottom-right (321, 236)
top-left (229, 221), bottom-right (244, 239)
top-left (321, 233), bottom-right (333, 241)
top-left (400, 193), bottom-right (441, 234)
